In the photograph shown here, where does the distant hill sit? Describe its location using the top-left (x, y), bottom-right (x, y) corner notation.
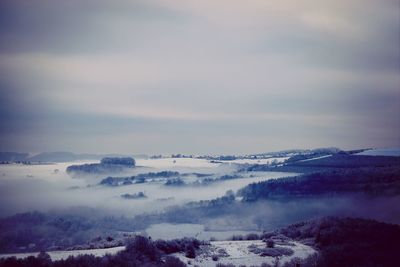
top-left (66, 157), bottom-right (136, 175)
top-left (0, 152), bottom-right (147, 163)
top-left (240, 160), bottom-right (400, 201)
top-left (251, 147), bottom-right (342, 158)
top-left (0, 152), bottom-right (29, 162)
top-left (28, 152), bottom-right (135, 163)
top-left (356, 148), bottom-right (400, 156)
top-left (27, 152), bottom-right (97, 162)
top-left (287, 154), bottom-right (400, 168)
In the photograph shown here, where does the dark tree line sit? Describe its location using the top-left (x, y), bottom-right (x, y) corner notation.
top-left (100, 171), bottom-right (179, 186)
top-left (238, 166), bottom-right (400, 201)
top-left (243, 154), bottom-right (400, 173)
top-left (67, 157), bottom-right (135, 175)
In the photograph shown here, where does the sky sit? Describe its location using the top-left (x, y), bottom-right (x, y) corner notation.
top-left (0, 0), bottom-right (399, 155)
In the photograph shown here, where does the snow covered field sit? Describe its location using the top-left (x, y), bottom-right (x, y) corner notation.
top-left (356, 148), bottom-right (400, 156)
top-left (298, 155), bottom-right (332, 162)
top-left (222, 157), bottom-right (289, 165)
top-left (136, 158), bottom-right (220, 169)
top-left (145, 223), bottom-right (261, 241)
top-left (0, 240), bottom-right (316, 265)
top-left (174, 240), bottom-right (316, 267)
top-left (0, 246), bottom-right (125, 261)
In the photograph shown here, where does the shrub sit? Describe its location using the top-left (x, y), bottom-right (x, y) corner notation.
top-left (154, 239), bottom-right (181, 254)
top-left (162, 256), bottom-right (186, 267)
top-left (185, 244), bottom-right (196, 258)
top-left (125, 236), bottom-right (160, 261)
top-left (260, 247), bottom-right (294, 257)
top-left (266, 239), bottom-right (275, 248)
top-left (246, 233), bottom-right (260, 240)
top-left (231, 235), bottom-right (244, 241)
top-left (216, 264), bottom-right (236, 267)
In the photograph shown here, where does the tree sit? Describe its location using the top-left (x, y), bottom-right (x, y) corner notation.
top-left (162, 256), bottom-right (186, 267)
top-left (37, 251), bottom-right (51, 265)
top-left (185, 244), bottom-right (196, 258)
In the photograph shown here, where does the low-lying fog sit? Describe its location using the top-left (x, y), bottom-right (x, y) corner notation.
top-left (0, 157), bottom-right (294, 217)
top-left (1, 156), bottom-right (400, 251)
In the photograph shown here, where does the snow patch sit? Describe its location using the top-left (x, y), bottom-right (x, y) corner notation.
top-left (222, 157), bottom-right (289, 165)
top-left (174, 240), bottom-right (316, 267)
top-left (355, 148), bottom-right (400, 156)
top-left (298, 155), bottom-right (332, 162)
top-left (0, 246), bottom-right (125, 261)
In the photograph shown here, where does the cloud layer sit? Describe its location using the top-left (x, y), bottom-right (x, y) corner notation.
top-left (0, 0), bottom-right (399, 154)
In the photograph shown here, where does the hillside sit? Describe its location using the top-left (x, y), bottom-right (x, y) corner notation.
top-left (239, 166), bottom-right (400, 201)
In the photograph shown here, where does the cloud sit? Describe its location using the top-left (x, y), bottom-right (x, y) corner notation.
top-left (0, 0), bottom-right (399, 154)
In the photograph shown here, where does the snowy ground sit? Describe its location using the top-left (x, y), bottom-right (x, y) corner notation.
top-left (220, 157), bottom-right (289, 165)
top-left (0, 240), bottom-right (316, 265)
top-left (298, 155), bottom-right (332, 162)
top-left (355, 148), bottom-right (400, 156)
top-left (136, 158), bottom-right (220, 169)
top-left (145, 223), bottom-right (261, 241)
top-left (220, 157), bottom-right (289, 164)
top-left (174, 240), bottom-right (316, 267)
top-left (136, 157), bottom-right (289, 168)
top-left (0, 246), bottom-right (125, 261)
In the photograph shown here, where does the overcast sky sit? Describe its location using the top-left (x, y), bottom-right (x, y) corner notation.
top-left (0, 0), bottom-right (399, 155)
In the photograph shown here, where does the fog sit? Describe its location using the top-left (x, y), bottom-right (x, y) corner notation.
top-left (240, 196), bottom-right (400, 230)
top-left (149, 195), bottom-right (400, 239)
top-left (0, 155), bottom-right (399, 260)
top-left (1, 157), bottom-right (398, 229)
top-left (0, 158), bottom-right (295, 217)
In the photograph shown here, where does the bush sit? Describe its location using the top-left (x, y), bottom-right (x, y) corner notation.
top-left (281, 254), bottom-right (320, 267)
top-left (216, 264), bottom-right (236, 267)
top-left (266, 239), bottom-right (275, 248)
top-left (260, 247), bottom-right (294, 257)
top-left (154, 238), bottom-right (200, 256)
top-left (185, 244), bottom-right (196, 258)
top-left (231, 235), bottom-right (244, 241)
top-left (246, 233), bottom-right (260, 240)
top-left (154, 240), bottom-right (181, 254)
top-left (125, 236), bottom-right (160, 261)
top-left (162, 256), bottom-right (186, 267)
